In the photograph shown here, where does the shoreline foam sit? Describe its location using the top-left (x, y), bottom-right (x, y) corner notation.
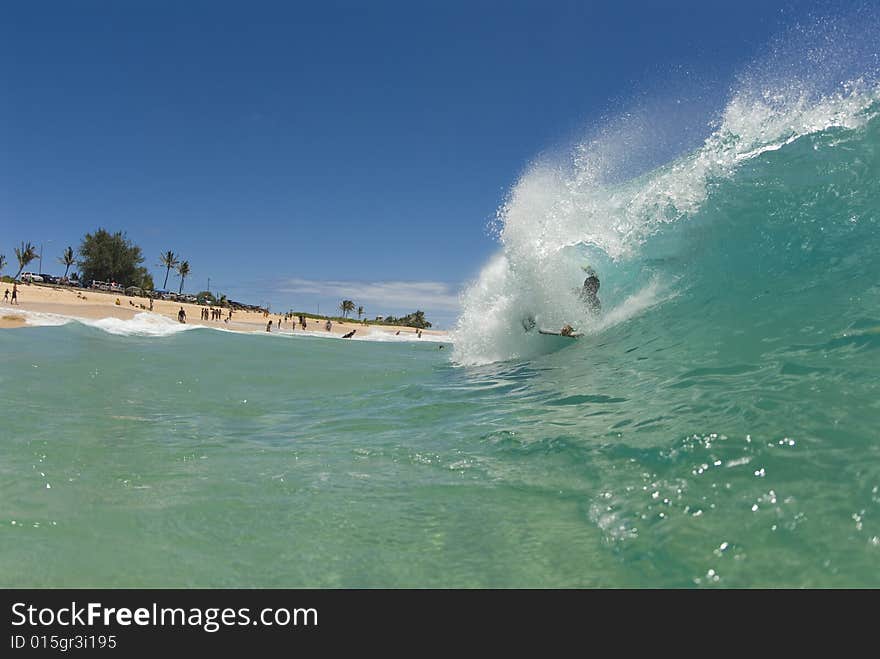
top-left (0, 285), bottom-right (451, 343)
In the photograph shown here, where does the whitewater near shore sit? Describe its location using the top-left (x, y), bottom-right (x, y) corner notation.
top-left (0, 283), bottom-right (449, 341)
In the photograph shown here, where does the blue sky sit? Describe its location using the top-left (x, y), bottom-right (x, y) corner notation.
top-left (0, 0), bottom-right (858, 326)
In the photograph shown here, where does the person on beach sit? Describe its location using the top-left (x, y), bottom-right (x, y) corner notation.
top-left (11, 284), bottom-right (18, 304)
top-left (325, 319), bottom-right (332, 331)
top-left (3, 288), bottom-right (8, 303)
top-left (342, 329), bottom-right (356, 338)
top-left (149, 298), bottom-right (154, 311)
top-left (178, 307), bottom-right (186, 323)
top-left (266, 320), bottom-right (272, 332)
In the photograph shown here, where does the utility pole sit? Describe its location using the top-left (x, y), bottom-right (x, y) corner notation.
top-left (38, 240), bottom-right (52, 274)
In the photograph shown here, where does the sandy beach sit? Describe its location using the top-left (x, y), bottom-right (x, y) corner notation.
top-left (0, 282), bottom-right (450, 340)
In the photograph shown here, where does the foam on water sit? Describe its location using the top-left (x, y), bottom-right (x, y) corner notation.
top-left (3, 309), bottom-right (198, 336)
top-left (5, 307), bottom-right (450, 343)
top-left (453, 11), bottom-right (880, 365)
top-left (2, 308), bottom-right (73, 328)
top-left (81, 312), bottom-right (200, 337)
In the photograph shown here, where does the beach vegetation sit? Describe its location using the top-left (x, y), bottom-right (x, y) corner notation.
top-left (140, 272), bottom-right (154, 291)
top-left (196, 291), bottom-right (215, 305)
top-left (177, 260), bottom-right (191, 294)
top-left (58, 246), bottom-right (76, 278)
top-left (357, 305), bottom-right (364, 319)
top-left (289, 309), bottom-right (432, 329)
top-left (380, 310), bottom-right (432, 329)
top-left (159, 251), bottom-right (180, 290)
top-left (13, 241), bottom-right (38, 281)
top-left (77, 229), bottom-right (145, 287)
top-left (339, 299), bottom-right (355, 318)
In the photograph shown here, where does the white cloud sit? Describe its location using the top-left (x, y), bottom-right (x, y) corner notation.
top-left (276, 278), bottom-right (462, 312)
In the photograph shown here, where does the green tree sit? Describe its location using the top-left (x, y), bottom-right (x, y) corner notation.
top-left (383, 310), bottom-right (432, 329)
top-left (14, 241), bottom-right (38, 280)
top-left (158, 250), bottom-right (180, 290)
top-left (57, 246), bottom-right (76, 278)
top-left (357, 305), bottom-right (364, 320)
top-left (177, 260), bottom-right (191, 294)
top-left (339, 299), bottom-right (355, 318)
top-left (138, 270), bottom-right (155, 291)
top-left (78, 229), bottom-right (145, 286)
top-left (409, 310), bottom-right (431, 329)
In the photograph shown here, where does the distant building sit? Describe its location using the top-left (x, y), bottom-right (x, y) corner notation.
top-left (374, 316), bottom-right (384, 322)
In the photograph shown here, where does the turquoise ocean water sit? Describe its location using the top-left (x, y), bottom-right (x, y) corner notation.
top-left (3, 21), bottom-right (880, 587)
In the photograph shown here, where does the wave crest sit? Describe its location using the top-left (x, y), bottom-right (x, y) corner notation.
top-left (454, 13), bottom-right (880, 365)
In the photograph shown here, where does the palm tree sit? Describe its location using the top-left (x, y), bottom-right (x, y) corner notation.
top-left (14, 241), bottom-right (38, 280)
top-left (57, 246), bottom-right (75, 278)
top-left (0, 254), bottom-right (6, 274)
top-left (357, 305), bottom-right (364, 320)
top-left (339, 299), bottom-right (355, 318)
top-left (159, 250), bottom-right (180, 290)
top-left (177, 261), bottom-right (191, 294)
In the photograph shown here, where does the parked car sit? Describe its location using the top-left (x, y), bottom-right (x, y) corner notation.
top-left (39, 274), bottom-right (58, 284)
top-left (20, 272), bottom-right (44, 283)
